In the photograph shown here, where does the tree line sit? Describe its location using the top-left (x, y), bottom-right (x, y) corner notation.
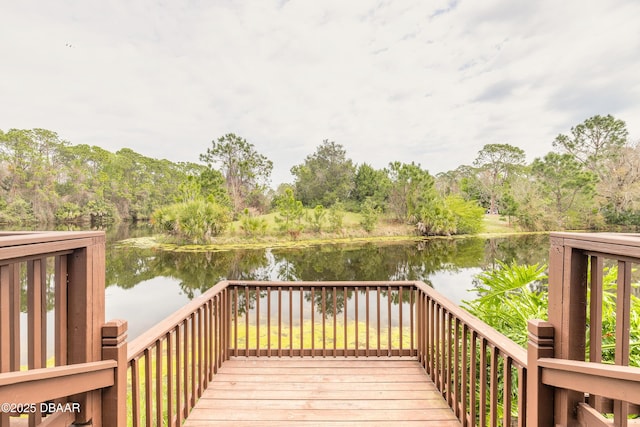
top-left (1, 114), bottom-right (636, 239)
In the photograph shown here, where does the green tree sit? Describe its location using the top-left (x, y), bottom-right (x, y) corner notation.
top-left (446, 196), bottom-right (485, 234)
top-left (275, 188), bottom-right (304, 235)
top-left (200, 133), bottom-right (273, 213)
top-left (327, 201), bottom-right (345, 233)
top-left (305, 205), bottom-right (326, 233)
top-left (352, 163), bottom-right (390, 209)
top-left (531, 152), bottom-right (596, 229)
top-left (598, 142), bottom-right (640, 223)
top-left (473, 144), bottom-right (526, 215)
top-left (0, 128), bottom-right (66, 222)
top-left (359, 198), bottom-right (379, 233)
top-left (387, 162), bottom-right (435, 222)
top-left (291, 140), bottom-right (356, 207)
top-left (415, 199), bottom-right (456, 236)
top-left (552, 114), bottom-right (628, 180)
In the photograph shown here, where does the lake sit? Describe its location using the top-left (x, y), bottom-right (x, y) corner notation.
top-left (103, 233), bottom-right (550, 340)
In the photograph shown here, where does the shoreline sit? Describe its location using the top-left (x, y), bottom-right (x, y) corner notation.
top-left (117, 230), bottom-right (546, 253)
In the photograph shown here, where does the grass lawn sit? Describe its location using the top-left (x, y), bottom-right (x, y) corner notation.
top-left (481, 214), bottom-right (518, 234)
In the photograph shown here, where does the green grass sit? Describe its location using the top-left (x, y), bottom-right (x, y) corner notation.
top-left (481, 214), bottom-right (518, 234)
top-left (231, 319), bottom-right (413, 351)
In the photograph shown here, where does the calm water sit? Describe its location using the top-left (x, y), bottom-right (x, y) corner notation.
top-left (103, 232), bottom-right (550, 340)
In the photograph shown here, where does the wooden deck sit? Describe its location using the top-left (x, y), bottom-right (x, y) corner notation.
top-left (183, 357), bottom-right (461, 426)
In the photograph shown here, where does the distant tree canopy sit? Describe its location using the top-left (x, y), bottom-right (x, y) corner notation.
top-left (291, 140), bottom-right (355, 207)
top-left (199, 133), bottom-right (273, 214)
top-left (0, 128), bottom-right (206, 225)
top-left (473, 143), bottom-right (526, 215)
top-left (3, 113), bottom-right (639, 234)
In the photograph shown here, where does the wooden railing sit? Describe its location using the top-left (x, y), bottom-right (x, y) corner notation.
top-left (126, 281), bottom-right (230, 427)
top-left (126, 279), bottom-right (528, 426)
top-left (415, 281), bottom-right (528, 427)
top-left (528, 232), bottom-right (640, 426)
top-left (0, 231), bottom-right (126, 427)
top-left (6, 231), bottom-right (640, 426)
top-left (227, 281), bottom-right (417, 357)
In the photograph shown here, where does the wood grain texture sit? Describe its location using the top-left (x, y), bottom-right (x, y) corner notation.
top-left (183, 358), bottom-right (460, 426)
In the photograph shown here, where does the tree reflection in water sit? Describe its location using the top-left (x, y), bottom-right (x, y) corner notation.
top-left (105, 234), bottom-right (549, 311)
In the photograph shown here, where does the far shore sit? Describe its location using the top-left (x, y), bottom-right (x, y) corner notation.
top-left (117, 214), bottom-right (538, 252)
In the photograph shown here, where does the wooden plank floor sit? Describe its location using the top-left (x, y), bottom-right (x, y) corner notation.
top-left (183, 357), bottom-right (461, 426)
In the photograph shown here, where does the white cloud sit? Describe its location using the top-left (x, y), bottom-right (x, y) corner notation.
top-left (2, 0), bottom-right (639, 185)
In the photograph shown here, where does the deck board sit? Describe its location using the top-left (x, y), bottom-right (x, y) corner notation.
top-left (183, 358), bottom-right (461, 426)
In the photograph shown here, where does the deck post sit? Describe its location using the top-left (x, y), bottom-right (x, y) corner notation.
top-left (547, 235), bottom-right (588, 426)
top-left (67, 236), bottom-right (106, 425)
top-left (527, 320), bottom-right (554, 426)
top-left (102, 319), bottom-right (128, 427)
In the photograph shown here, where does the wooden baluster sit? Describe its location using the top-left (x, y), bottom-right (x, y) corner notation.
top-left (333, 287), bottom-right (337, 358)
top-left (176, 323), bottom-right (183, 424)
top-left (131, 358), bottom-right (141, 427)
top-left (290, 286), bottom-right (294, 357)
top-left (311, 287), bottom-right (315, 357)
top-left (376, 286), bottom-right (381, 356)
top-left (399, 286), bottom-right (403, 354)
top-left (234, 287), bottom-right (238, 356)
top-left (267, 287), bottom-right (272, 357)
top-left (366, 287), bottom-right (370, 355)
top-left (278, 287), bottom-right (282, 357)
top-left (589, 255), bottom-right (605, 411)
top-left (245, 286), bottom-right (249, 356)
top-left (469, 331), bottom-right (477, 427)
top-left (167, 330), bottom-right (175, 427)
top-left (256, 287), bottom-right (261, 356)
top-left (614, 260), bottom-right (632, 426)
top-left (343, 287), bottom-right (348, 357)
top-left (55, 256), bottom-right (67, 368)
top-left (502, 355), bottom-right (513, 427)
top-left (322, 287), bottom-right (326, 358)
top-left (0, 264), bottom-right (12, 427)
top-left (489, 345), bottom-right (498, 427)
top-left (387, 286), bottom-right (392, 355)
top-left (354, 287), bottom-right (359, 358)
top-left (461, 324), bottom-right (468, 426)
top-left (300, 288), bottom-right (304, 357)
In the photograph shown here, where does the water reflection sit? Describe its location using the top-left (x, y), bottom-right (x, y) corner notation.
top-left (104, 234), bottom-right (550, 339)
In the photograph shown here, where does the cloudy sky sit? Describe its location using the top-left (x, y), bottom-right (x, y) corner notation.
top-left (2, 0), bottom-right (639, 185)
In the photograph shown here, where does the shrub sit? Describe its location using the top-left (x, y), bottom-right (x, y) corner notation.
top-left (240, 208), bottom-right (267, 237)
top-left (305, 205), bottom-right (326, 233)
top-left (55, 202), bottom-right (84, 223)
top-left (328, 201), bottom-right (345, 233)
top-left (359, 198), bottom-right (379, 233)
top-left (151, 199), bottom-right (232, 244)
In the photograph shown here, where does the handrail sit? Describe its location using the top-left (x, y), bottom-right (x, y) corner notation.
top-left (126, 280), bottom-right (230, 426)
top-left (127, 280), bottom-right (229, 360)
top-left (415, 280), bottom-right (527, 426)
top-left (529, 232), bottom-right (640, 425)
top-left (227, 281), bottom-right (417, 358)
top-left (0, 231), bottom-right (107, 426)
top-left (538, 358), bottom-right (640, 405)
top-left (0, 361), bottom-right (115, 404)
top-left (414, 281), bottom-right (527, 366)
